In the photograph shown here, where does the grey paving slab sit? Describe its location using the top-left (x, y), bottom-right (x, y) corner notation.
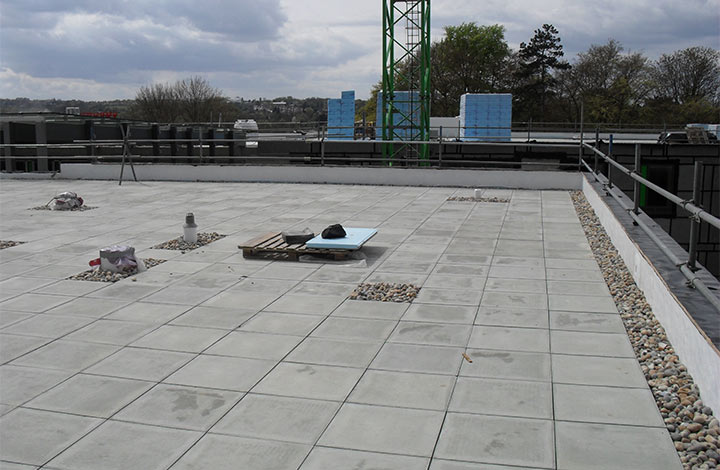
top-left (551, 354), bottom-right (648, 388)
top-left (402, 304), bottom-right (477, 324)
top-left (370, 342), bottom-right (463, 375)
top-left (46, 420), bottom-right (200, 470)
top-left (103, 301), bottom-right (189, 323)
top-left (239, 311), bottom-right (322, 336)
top-left (85, 347), bottom-right (194, 381)
top-left (0, 365), bottom-right (73, 406)
top-left (488, 266), bottom-right (546, 280)
top-left (0, 311), bottom-right (33, 329)
top-left (129, 325), bottom-right (226, 353)
top-left (115, 384), bottom-right (241, 431)
top-left (491, 256), bottom-right (544, 268)
top-left (170, 433), bottom-right (310, 470)
top-left (212, 393), bottom-right (339, 443)
top-left (169, 306), bottom-right (257, 329)
top-left (415, 287), bottom-right (482, 306)
top-left (460, 349), bottom-right (552, 382)
top-left (389, 321), bottom-right (471, 347)
top-left (349, 370), bottom-right (455, 410)
top-left (450, 377), bottom-right (553, 419)
top-left (300, 447), bottom-right (428, 470)
top-left (468, 326), bottom-right (549, 353)
top-left (164, 355), bottom-right (275, 391)
top-left (140, 286), bottom-right (220, 305)
top-left (551, 330), bottom-right (635, 357)
top-left (435, 413), bottom-right (554, 468)
top-left (44, 297), bottom-right (130, 318)
top-left (11, 340), bottom-right (119, 372)
top-left (331, 299), bottom-right (409, 320)
top-left (484, 277), bottom-right (546, 294)
top-left (481, 292), bottom-right (548, 310)
top-left (286, 337), bottom-right (383, 368)
top-left (0, 408), bottom-right (100, 466)
top-left (429, 459), bottom-right (546, 470)
top-left (423, 274), bottom-right (486, 290)
top-left (546, 268), bottom-right (605, 282)
top-left (318, 403), bottom-right (444, 457)
top-left (474, 306), bottom-right (548, 329)
top-left (0, 294), bottom-right (71, 313)
top-left (550, 310), bottom-right (626, 333)
top-left (311, 317), bottom-right (397, 341)
top-left (0, 334), bottom-right (50, 363)
top-left (25, 374), bottom-right (152, 418)
top-left (265, 293), bottom-right (345, 315)
top-left (86, 283), bottom-right (162, 301)
top-left (555, 421), bottom-right (682, 470)
top-left (547, 280), bottom-right (610, 296)
top-left (548, 294), bottom-right (618, 313)
top-left (204, 331), bottom-right (302, 360)
top-left (554, 383), bottom-right (664, 427)
top-left (253, 362), bottom-right (363, 401)
top-left (64, 319), bottom-right (157, 345)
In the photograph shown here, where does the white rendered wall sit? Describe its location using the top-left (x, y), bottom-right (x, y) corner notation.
top-left (583, 175), bottom-right (720, 414)
top-left (59, 163), bottom-right (582, 190)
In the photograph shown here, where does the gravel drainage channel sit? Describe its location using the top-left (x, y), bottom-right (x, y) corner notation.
top-left (153, 232), bottom-right (226, 252)
top-left (68, 258), bottom-right (167, 283)
top-left (349, 282), bottom-right (420, 302)
top-left (446, 196), bottom-right (510, 203)
top-left (0, 241), bottom-right (26, 250)
top-left (572, 190), bottom-right (719, 469)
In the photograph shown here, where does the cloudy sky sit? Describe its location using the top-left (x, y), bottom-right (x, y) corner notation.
top-left (1, 0), bottom-right (718, 100)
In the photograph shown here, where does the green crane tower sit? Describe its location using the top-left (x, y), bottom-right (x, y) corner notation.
top-left (381, 0), bottom-right (431, 164)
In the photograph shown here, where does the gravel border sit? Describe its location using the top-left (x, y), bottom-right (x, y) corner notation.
top-left (0, 241), bottom-right (26, 250)
top-left (67, 258), bottom-right (166, 283)
top-left (572, 190), bottom-right (718, 469)
top-left (30, 205), bottom-right (97, 211)
top-left (152, 232), bottom-right (226, 252)
top-left (349, 282), bottom-right (420, 302)
top-left (447, 196), bottom-right (510, 203)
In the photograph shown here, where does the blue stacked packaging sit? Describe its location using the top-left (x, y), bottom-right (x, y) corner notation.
top-left (375, 91), bottom-right (422, 140)
top-left (327, 90), bottom-right (355, 140)
top-left (460, 93), bottom-right (512, 142)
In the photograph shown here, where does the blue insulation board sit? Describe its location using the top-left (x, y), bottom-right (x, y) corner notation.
top-left (327, 90), bottom-right (355, 140)
top-left (305, 228), bottom-right (377, 250)
top-left (460, 93), bottom-right (512, 142)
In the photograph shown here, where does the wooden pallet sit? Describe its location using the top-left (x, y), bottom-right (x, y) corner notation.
top-left (238, 232), bottom-right (353, 261)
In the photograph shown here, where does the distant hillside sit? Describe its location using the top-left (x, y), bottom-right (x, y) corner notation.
top-left (0, 97), bottom-right (370, 123)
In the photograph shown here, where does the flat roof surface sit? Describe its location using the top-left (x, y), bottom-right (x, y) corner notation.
top-left (0, 180), bottom-right (680, 469)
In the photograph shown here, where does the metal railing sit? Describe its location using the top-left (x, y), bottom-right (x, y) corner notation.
top-left (581, 140), bottom-right (720, 312)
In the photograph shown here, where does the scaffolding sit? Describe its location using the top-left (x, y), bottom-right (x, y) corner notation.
top-left (381, 0), bottom-right (430, 164)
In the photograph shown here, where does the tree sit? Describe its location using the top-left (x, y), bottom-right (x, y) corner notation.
top-left (132, 76), bottom-right (231, 123)
top-left (515, 24), bottom-right (570, 121)
top-left (556, 40), bottom-right (652, 124)
top-left (132, 82), bottom-right (180, 122)
top-left (651, 46), bottom-right (720, 105)
top-left (430, 23), bottom-right (511, 116)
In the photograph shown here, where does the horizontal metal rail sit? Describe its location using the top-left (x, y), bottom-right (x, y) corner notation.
top-left (583, 142), bottom-right (720, 230)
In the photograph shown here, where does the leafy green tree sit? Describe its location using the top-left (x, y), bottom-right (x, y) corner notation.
top-left (431, 23), bottom-right (511, 116)
top-left (515, 24), bottom-right (570, 121)
top-left (651, 46), bottom-right (720, 105)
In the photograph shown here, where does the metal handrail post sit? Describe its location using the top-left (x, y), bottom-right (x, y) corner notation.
top-left (632, 143), bottom-right (641, 217)
top-left (688, 161), bottom-right (703, 271)
top-left (438, 126), bottom-right (443, 167)
top-left (320, 126), bottom-right (325, 166)
top-left (607, 134), bottom-right (614, 189)
top-left (578, 102), bottom-right (584, 170)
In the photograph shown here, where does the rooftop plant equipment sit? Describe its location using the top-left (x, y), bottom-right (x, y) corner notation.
top-left (381, 0), bottom-right (430, 165)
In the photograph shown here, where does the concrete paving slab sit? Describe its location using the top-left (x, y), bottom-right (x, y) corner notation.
top-left (311, 317), bottom-right (397, 341)
top-left (468, 326), bottom-right (550, 353)
top-left (129, 325), bottom-right (225, 353)
top-left (429, 459), bottom-right (546, 469)
top-left (239, 311), bottom-right (322, 336)
top-left (549, 294), bottom-right (618, 313)
top-left (286, 337), bottom-right (383, 368)
top-left (318, 403), bottom-right (444, 457)
top-left (0, 408), bottom-right (100, 466)
top-left (25, 374), bottom-right (152, 418)
top-left (331, 299), bottom-right (409, 320)
top-left (0, 365), bottom-right (72, 406)
top-left (300, 447), bottom-right (428, 470)
top-left (450, 377), bottom-right (553, 419)
top-left (204, 331), bottom-right (302, 360)
top-left (551, 330), bottom-right (635, 357)
top-left (435, 413), bottom-right (554, 468)
top-left (253, 362), bottom-right (363, 401)
top-left (349, 369), bottom-right (455, 410)
top-left (370, 342), bottom-right (463, 375)
top-left (103, 301), bottom-right (189, 323)
top-left (0, 334), bottom-right (51, 363)
top-left (549, 311), bottom-right (626, 333)
top-left (64, 319), bottom-right (157, 345)
top-left (170, 433), bottom-right (310, 470)
top-left (389, 321), bottom-right (471, 347)
top-left (11, 340), bottom-right (118, 372)
top-left (114, 384), bottom-right (240, 431)
top-left (45, 420), bottom-right (199, 470)
top-left (402, 304), bottom-right (477, 324)
top-left (474, 306), bottom-right (548, 329)
top-left (551, 354), bottom-right (648, 388)
top-left (555, 421), bottom-right (681, 470)
top-left (554, 383), bottom-right (665, 427)
top-left (212, 393), bottom-right (339, 444)
top-left (85, 347), bottom-right (193, 381)
top-left (169, 306), bottom-right (257, 330)
top-left (460, 349), bottom-right (552, 382)
top-left (164, 355), bottom-right (274, 391)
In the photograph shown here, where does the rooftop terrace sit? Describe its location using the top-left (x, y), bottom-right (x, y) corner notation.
top-left (0, 179), bottom-right (710, 469)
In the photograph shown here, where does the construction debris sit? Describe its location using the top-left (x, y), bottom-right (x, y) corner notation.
top-left (153, 232), bottom-right (226, 251)
top-left (0, 241), bottom-right (26, 250)
top-left (69, 258), bottom-right (166, 283)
